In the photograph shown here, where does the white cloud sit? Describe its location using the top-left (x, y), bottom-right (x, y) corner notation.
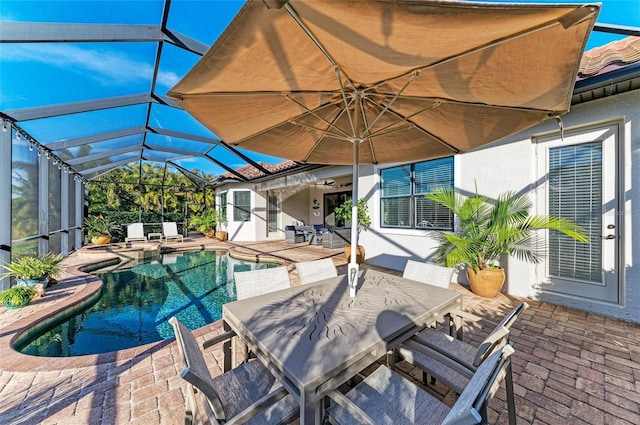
top-left (2, 43), bottom-right (179, 87)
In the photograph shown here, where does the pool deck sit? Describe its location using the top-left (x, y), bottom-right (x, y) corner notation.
top-left (1, 236), bottom-right (639, 424)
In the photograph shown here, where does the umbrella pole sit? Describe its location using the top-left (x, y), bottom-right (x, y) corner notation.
top-left (348, 139), bottom-right (359, 297)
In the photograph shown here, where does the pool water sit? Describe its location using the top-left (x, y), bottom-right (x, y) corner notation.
top-left (17, 250), bottom-right (274, 357)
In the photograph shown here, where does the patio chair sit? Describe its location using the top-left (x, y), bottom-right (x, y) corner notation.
top-left (125, 223), bottom-right (147, 243)
top-left (327, 344), bottom-right (516, 425)
top-left (394, 302), bottom-right (529, 425)
top-left (295, 258), bottom-right (338, 285)
top-left (162, 222), bottom-right (184, 243)
top-left (233, 267), bottom-right (292, 362)
top-left (284, 225), bottom-right (304, 244)
top-left (233, 267), bottom-right (291, 300)
top-left (402, 260), bottom-right (454, 288)
top-left (169, 317), bottom-right (298, 425)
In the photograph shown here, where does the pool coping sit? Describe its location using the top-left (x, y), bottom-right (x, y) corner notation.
top-left (0, 241), bottom-right (284, 372)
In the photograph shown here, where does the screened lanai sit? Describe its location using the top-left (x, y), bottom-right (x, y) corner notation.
top-left (1, 0), bottom-right (639, 290)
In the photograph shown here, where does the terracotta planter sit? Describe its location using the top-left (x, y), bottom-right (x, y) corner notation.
top-left (91, 235), bottom-right (112, 245)
top-left (216, 231), bottom-right (228, 241)
top-left (466, 267), bottom-right (505, 298)
top-left (345, 245), bottom-right (365, 264)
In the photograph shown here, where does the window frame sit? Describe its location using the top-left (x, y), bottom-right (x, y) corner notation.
top-left (233, 190), bottom-right (251, 222)
top-left (379, 157), bottom-right (454, 231)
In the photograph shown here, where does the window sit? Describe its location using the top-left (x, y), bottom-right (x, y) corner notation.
top-left (233, 191), bottom-right (251, 222)
top-left (380, 157), bottom-right (453, 230)
top-left (219, 192), bottom-right (227, 220)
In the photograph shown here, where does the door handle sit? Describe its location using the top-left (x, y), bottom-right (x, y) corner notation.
top-left (602, 234), bottom-right (616, 240)
top-left (607, 224), bottom-right (615, 229)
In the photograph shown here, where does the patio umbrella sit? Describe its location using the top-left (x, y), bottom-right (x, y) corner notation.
top-left (168, 0), bottom-right (599, 294)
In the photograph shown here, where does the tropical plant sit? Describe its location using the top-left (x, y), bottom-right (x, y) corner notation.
top-left (215, 210), bottom-right (228, 231)
top-left (1, 253), bottom-right (63, 280)
top-left (0, 285), bottom-right (37, 308)
top-left (334, 198), bottom-right (371, 232)
top-left (190, 209), bottom-right (217, 235)
top-left (83, 214), bottom-right (121, 238)
top-left (425, 188), bottom-right (589, 272)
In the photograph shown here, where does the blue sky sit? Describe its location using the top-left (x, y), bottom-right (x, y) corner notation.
top-left (1, 0), bottom-right (638, 176)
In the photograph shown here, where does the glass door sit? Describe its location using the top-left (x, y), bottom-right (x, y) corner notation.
top-left (323, 191), bottom-right (351, 228)
top-left (268, 194), bottom-right (278, 236)
top-left (535, 124), bottom-right (620, 303)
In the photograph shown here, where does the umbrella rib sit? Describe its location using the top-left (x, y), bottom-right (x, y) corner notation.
top-left (363, 71), bottom-right (419, 133)
top-left (285, 95), bottom-right (351, 138)
top-left (284, 2), bottom-right (360, 141)
top-left (367, 93), bottom-right (556, 115)
top-left (383, 107), bottom-right (460, 154)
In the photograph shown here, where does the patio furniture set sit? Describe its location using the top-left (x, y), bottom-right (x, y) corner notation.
top-left (285, 225), bottom-right (351, 249)
top-left (124, 222), bottom-right (184, 243)
top-left (170, 259), bottom-right (527, 425)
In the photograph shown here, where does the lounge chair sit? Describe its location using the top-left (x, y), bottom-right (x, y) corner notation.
top-left (327, 345), bottom-right (516, 425)
top-left (295, 258), bottom-right (338, 285)
top-left (402, 260), bottom-right (454, 288)
top-left (233, 266), bottom-right (291, 300)
top-left (125, 223), bottom-right (147, 243)
top-left (394, 302), bottom-right (529, 425)
top-left (162, 222), bottom-right (184, 243)
top-left (169, 317), bottom-right (298, 425)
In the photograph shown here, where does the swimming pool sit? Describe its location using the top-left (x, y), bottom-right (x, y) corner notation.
top-left (16, 250), bottom-right (276, 357)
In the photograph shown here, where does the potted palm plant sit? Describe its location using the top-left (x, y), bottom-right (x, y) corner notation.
top-left (84, 214), bottom-right (120, 244)
top-left (1, 252), bottom-right (63, 288)
top-left (0, 285), bottom-right (38, 309)
top-left (191, 208), bottom-right (217, 238)
top-left (215, 210), bottom-right (228, 241)
top-left (426, 188), bottom-right (588, 297)
top-left (334, 198), bottom-right (371, 264)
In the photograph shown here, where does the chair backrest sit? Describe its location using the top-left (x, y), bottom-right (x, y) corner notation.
top-left (162, 222), bottom-right (178, 236)
top-left (295, 258), bottom-right (338, 285)
top-left (234, 267), bottom-right (291, 300)
top-left (169, 317), bottom-right (227, 420)
top-left (442, 345), bottom-right (515, 425)
top-left (472, 302), bottom-right (529, 366)
top-left (127, 223), bottom-right (144, 238)
top-left (402, 260), bottom-right (454, 288)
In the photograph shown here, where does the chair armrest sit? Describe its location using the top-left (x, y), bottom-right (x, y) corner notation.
top-left (449, 309), bottom-right (498, 328)
top-left (473, 326), bottom-right (510, 366)
top-left (202, 330), bottom-right (237, 349)
top-left (402, 338), bottom-right (476, 378)
top-left (328, 390), bottom-right (377, 425)
top-left (225, 386), bottom-right (290, 425)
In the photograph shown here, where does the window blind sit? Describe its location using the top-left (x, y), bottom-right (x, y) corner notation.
top-left (548, 142), bottom-right (602, 282)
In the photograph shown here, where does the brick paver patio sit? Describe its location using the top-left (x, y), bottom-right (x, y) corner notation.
top-left (1, 237), bottom-right (638, 424)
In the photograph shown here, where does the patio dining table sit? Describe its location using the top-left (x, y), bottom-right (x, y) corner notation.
top-left (222, 268), bottom-right (463, 424)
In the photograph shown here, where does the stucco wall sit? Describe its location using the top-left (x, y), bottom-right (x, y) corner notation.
top-left (363, 90), bottom-right (638, 323)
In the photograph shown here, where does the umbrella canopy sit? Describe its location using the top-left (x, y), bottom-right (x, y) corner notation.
top-left (168, 0), bottom-right (599, 293)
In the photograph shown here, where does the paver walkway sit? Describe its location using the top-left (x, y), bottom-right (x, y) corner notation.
top-left (1, 238), bottom-right (638, 424)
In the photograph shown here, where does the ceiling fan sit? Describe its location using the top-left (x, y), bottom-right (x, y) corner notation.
top-left (313, 180), bottom-right (335, 187)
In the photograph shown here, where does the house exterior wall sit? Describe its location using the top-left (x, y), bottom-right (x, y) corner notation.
top-left (218, 186), bottom-right (266, 241)
top-left (362, 89), bottom-right (638, 323)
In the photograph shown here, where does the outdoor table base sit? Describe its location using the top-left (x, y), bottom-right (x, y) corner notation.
top-left (223, 269), bottom-right (462, 424)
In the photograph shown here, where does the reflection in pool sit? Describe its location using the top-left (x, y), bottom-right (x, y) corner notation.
top-left (17, 250), bottom-right (275, 357)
